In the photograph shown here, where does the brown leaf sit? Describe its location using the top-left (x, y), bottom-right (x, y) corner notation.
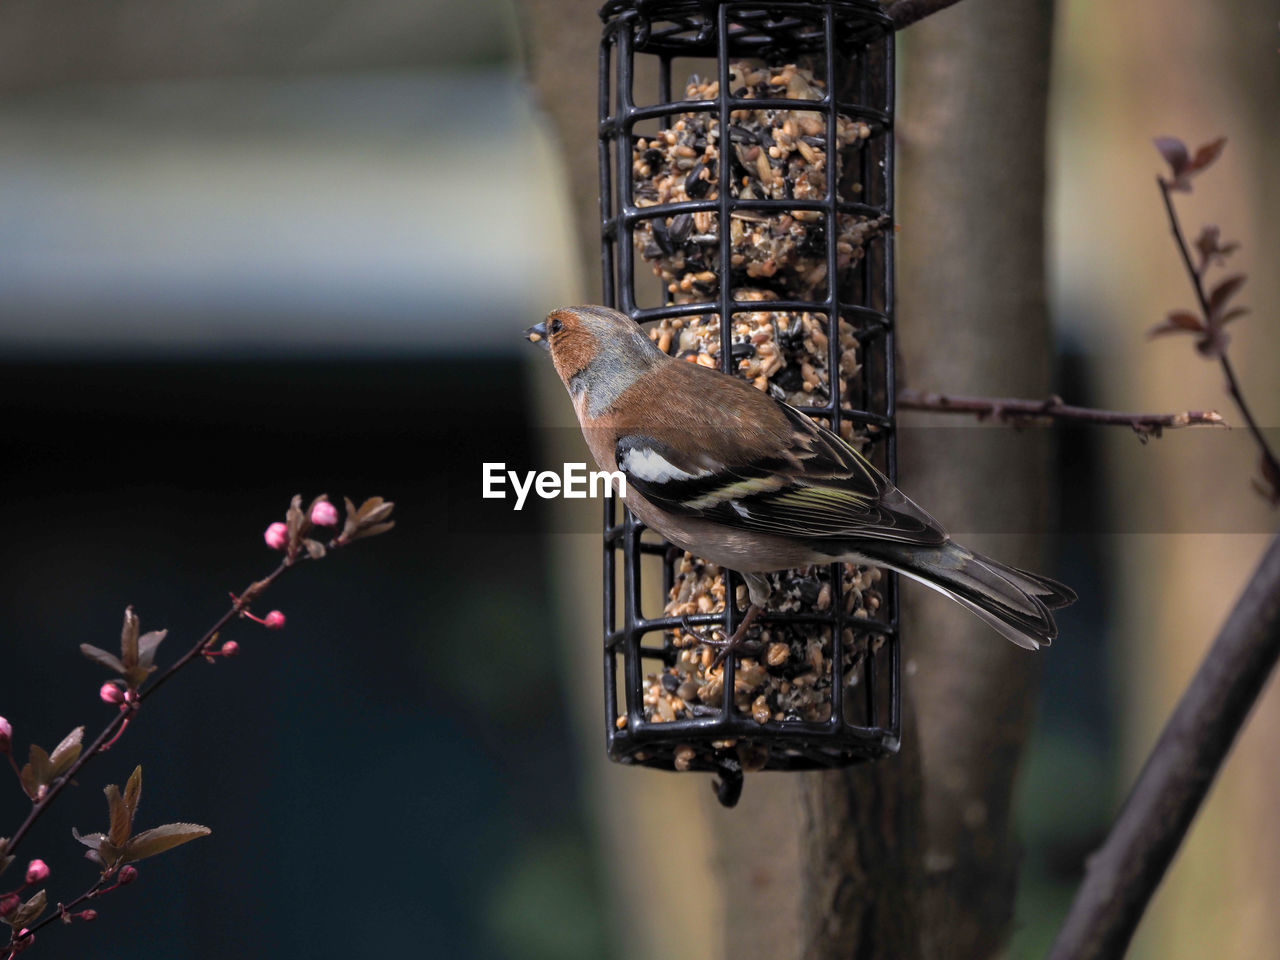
top-left (71, 827), bottom-right (107, 852)
top-left (9, 890), bottom-right (46, 930)
top-left (120, 607), bottom-right (140, 669)
top-left (286, 493), bottom-right (307, 550)
top-left (302, 538), bottom-right (327, 560)
top-left (71, 828), bottom-right (121, 868)
top-left (0, 850), bottom-right (13, 879)
top-left (106, 784), bottom-right (132, 847)
top-left (356, 497), bottom-right (390, 522)
top-left (80, 643), bottom-right (126, 674)
top-left (137, 630), bottom-right (167, 670)
top-left (341, 495), bottom-right (360, 542)
top-left (1190, 136), bottom-right (1227, 173)
top-left (1219, 306), bottom-right (1249, 327)
top-left (348, 520), bottom-right (396, 543)
top-left (1148, 310), bottom-right (1204, 338)
top-left (124, 765), bottom-right (142, 820)
top-left (1193, 225), bottom-right (1239, 271)
top-left (48, 726), bottom-right (84, 778)
top-left (1207, 273), bottom-right (1247, 324)
top-left (20, 745), bottom-right (51, 800)
top-left (122, 823), bottom-right (211, 863)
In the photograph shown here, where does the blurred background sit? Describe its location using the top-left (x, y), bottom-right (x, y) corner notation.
top-left (0, 1), bottom-right (1276, 958)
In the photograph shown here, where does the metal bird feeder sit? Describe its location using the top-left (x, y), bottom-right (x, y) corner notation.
top-left (599, 0), bottom-right (898, 805)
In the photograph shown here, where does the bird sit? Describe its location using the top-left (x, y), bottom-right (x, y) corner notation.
top-left (526, 304), bottom-right (1075, 661)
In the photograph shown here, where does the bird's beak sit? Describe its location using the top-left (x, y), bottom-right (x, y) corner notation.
top-left (524, 322), bottom-right (550, 351)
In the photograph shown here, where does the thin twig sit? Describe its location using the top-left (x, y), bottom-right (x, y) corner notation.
top-left (896, 389), bottom-right (1225, 441)
top-left (1048, 533), bottom-right (1280, 960)
top-left (0, 560), bottom-right (291, 861)
top-left (3, 875), bottom-right (110, 956)
top-left (885, 0), bottom-right (966, 30)
top-left (1157, 177), bottom-right (1280, 497)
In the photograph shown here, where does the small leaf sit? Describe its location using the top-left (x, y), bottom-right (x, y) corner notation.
top-left (80, 643), bottom-right (126, 674)
top-left (1154, 136), bottom-right (1189, 175)
top-left (1219, 306), bottom-right (1249, 326)
top-left (137, 630), bottom-right (168, 670)
top-left (120, 607), bottom-right (140, 669)
top-left (1148, 311), bottom-right (1203, 338)
top-left (286, 494), bottom-right (307, 548)
top-left (106, 784), bottom-right (131, 848)
top-left (357, 498), bottom-right (394, 525)
top-left (1207, 274), bottom-right (1247, 323)
top-left (0, 850), bottom-right (13, 879)
top-left (9, 889), bottom-right (46, 930)
top-left (122, 823), bottom-right (211, 863)
top-left (1193, 224), bottom-right (1239, 271)
top-left (302, 538), bottom-right (327, 560)
top-left (72, 827), bottom-right (108, 852)
top-left (348, 520), bottom-right (395, 542)
top-left (341, 496), bottom-right (360, 541)
top-left (124, 765), bottom-right (142, 820)
top-left (1190, 136), bottom-right (1227, 173)
top-left (48, 726), bottom-right (84, 778)
top-left (20, 745), bottom-right (51, 800)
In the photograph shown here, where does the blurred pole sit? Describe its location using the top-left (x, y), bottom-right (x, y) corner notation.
top-left (893, 1), bottom-right (1056, 957)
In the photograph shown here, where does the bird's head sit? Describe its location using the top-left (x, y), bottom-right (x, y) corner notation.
top-left (525, 306), bottom-right (665, 410)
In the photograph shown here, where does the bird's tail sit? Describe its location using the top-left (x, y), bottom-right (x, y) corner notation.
top-left (866, 540), bottom-right (1076, 649)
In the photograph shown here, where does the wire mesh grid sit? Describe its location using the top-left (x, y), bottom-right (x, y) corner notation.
top-left (598, 0), bottom-right (898, 805)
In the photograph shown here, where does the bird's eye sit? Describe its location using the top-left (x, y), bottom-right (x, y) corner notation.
top-left (548, 318), bottom-right (563, 335)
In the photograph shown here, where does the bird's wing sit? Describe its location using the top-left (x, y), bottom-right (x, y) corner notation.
top-left (615, 401), bottom-right (948, 546)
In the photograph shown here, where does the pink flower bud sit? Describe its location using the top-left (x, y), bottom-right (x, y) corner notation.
top-left (263, 610), bottom-right (286, 630)
top-left (99, 683), bottom-right (125, 705)
top-left (310, 500), bottom-right (339, 527)
top-left (264, 522), bottom-right (289, 551)
top-left (221, 640), bottom-right (239, 656)
top-left (0, 716), bottom-right (11, 753)
top-left (24, 860), bottom-right (49, 885)
top-left (0, 893), bottom-right (19, 917)
top-left (77, 909), bottom-right (98, 922)
top-left (117, 865), bottom-right (138, 885)
top-left (14, 928), bottom-right (34, 951)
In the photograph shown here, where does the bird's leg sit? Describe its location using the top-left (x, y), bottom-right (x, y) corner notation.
top-left (706, 572), bottom-right (772, 671)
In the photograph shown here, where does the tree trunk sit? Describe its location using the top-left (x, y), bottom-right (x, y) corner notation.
top-left (891, 1), bottom-right (1056, 957)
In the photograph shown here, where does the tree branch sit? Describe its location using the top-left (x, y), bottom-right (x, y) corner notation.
top-left (897, 389), bottom-right (1225, 440)
top-left (1155, 176), bottom-right (1280, 502)
top-left (0, 560), bottom-right (291, 862)
top-left (1048, 533), bottom-right (1280, 960)
top-left (886, 0), bottom-right (967, 30)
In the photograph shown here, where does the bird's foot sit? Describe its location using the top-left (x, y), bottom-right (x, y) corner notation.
top-left (707, 604), bottom-right (763, 672)
top-left (680, 615), bottom-right (726, 647)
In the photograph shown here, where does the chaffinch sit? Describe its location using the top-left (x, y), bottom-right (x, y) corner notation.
top-left (526, 304), bottom-right (1075, 659)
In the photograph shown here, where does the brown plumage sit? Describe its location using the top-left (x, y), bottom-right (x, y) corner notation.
top-left (527, 305), bottom-right (1076, 654)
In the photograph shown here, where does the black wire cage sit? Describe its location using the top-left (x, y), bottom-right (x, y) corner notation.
top-left (598, 0), bottom-right (898, 805)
